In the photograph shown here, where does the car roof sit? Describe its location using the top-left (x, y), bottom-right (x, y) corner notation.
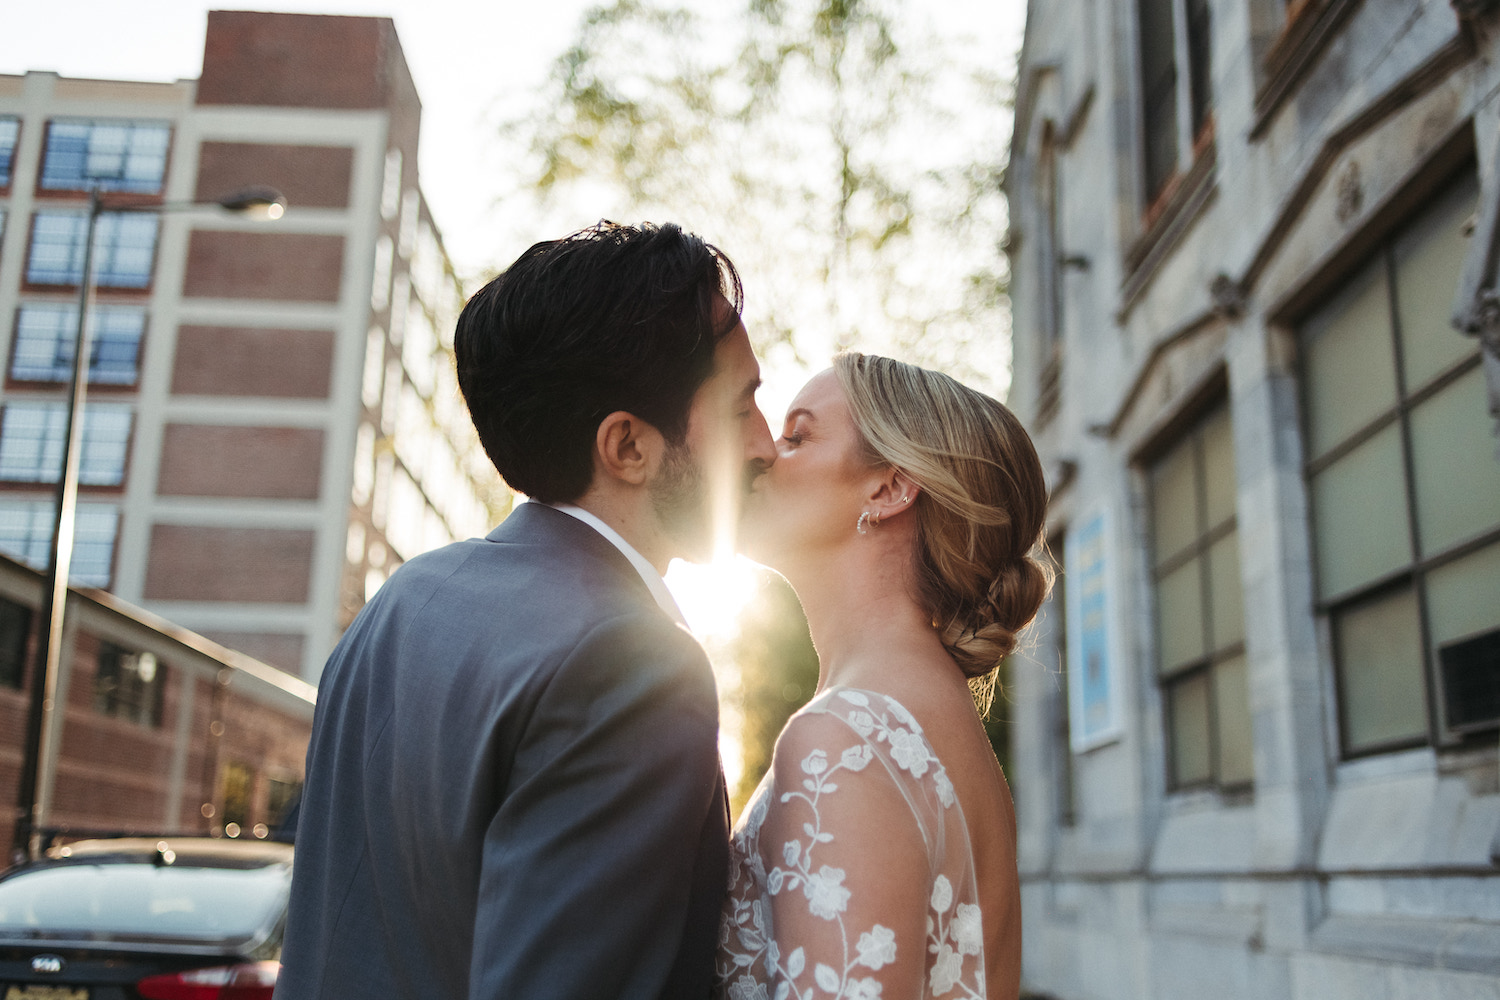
top-left (45, 837), bottom-right (292, 866)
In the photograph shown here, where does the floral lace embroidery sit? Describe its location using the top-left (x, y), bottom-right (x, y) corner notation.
top-left (716, 689), bottom-right (986, 1000)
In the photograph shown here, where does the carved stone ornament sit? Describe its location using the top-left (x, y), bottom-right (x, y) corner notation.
top-left (1209, 273), bottom-right (1245, 318)
top-left (1335, 160), bottom-right (1363, 224)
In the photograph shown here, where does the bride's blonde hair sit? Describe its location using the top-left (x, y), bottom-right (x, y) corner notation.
top-left (834, 353), bottom-right (1051, 705)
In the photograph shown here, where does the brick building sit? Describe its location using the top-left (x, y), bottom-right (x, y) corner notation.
top-left (1004, 1), bottom-right (1499, 998)
top-left (0, 548), bottom-right (316, 853)
top-left (0, 10), bottom-right (504, 685)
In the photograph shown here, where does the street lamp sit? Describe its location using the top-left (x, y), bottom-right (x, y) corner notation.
top-left (10, 185), bottom-right (288, 862)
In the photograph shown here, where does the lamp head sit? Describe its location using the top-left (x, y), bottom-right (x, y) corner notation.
top-left (216, 186), bottom-right (287, 220)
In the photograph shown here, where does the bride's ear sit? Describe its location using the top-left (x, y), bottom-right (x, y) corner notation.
top-left (868, 469), bottom-right (920, 525)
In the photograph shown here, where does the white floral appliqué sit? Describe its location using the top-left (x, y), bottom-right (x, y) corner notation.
top-left (714, 689), bottom-right (986, 1000)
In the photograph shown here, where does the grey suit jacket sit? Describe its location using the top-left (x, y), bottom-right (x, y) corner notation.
top-left (276, 503), bottom-right (729, 1000)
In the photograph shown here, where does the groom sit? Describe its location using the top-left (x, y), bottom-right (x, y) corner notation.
top-left (276, 223), bottom-right (776, 1000)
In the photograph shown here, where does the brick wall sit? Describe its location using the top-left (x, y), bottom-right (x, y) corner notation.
top-left (144, 526), bottom-right (315, 603)
top-left (195, 142), bottom-right (354, 210)
top-left (156, 424), bottom-right (324, 500)
top-left (182, 231), bottom-right (345, 302)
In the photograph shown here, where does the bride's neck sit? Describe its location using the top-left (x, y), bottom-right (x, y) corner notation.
top-left (787, 545), bottom-right (938, 690)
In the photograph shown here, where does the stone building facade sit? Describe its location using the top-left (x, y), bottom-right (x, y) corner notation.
top-left (1005, 2), bottom-right (1499, 997)
top-left (0, 11), bottom-right (503, 683)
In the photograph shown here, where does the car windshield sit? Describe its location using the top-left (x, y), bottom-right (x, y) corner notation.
top-left (0, 861), bottom-right (290, 945)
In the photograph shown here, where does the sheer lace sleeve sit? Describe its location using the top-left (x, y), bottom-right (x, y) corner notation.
top-left (718, 689), bottom-right (986, 1000)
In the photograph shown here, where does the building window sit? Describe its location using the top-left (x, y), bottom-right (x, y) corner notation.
top-left (1150, 399), bottom-right (1253, 791)
top-left (0, 597), bottom-right (30, 689)
top-left (0, 117), bottom-right (18, 187)
top-left (1136, 0), bottom-right (1214, 206)
top-left (219, 761), bottom-right (254, 837)
top-left (40, 119), bottom-right (171, 194)
top-left (26, 211), bottom-right (159, 289)
top-left (1302, 169), bottom-right (1500, 754)
top-left (1050, 529), bottom-right (1076, 826)
top-left (0, 501), bottom-right (118, 587)
top-left (0, 402), bottom-right (132, 486)
top-left (94, 643), bottom-right (164, 727)
top-left (11, 304), bottom-right (144, 385)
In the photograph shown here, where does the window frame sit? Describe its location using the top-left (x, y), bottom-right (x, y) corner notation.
top-left (0, 596), bottom-right (31, 690)
top-left (39, 118), bottom-right (172, 195)
top-left (0, 401), bottom-right (134, 487)
top-left (1133, 0), bottom-right (1216, 218)
top-left (0, 116), bottom-right (18, 190)
top-left (93, 642), bottom-right (166, 728)
top-left (0, 500), bottom-right (120, 588)
top-left (1145, 392), bottom-right (1254, 795)
top-left (8, 303), bottom-right (146, 387)
top-left (1297, 167), bottom-right (1500, 758)
top-left (24, 210), bottom-right (160, 290)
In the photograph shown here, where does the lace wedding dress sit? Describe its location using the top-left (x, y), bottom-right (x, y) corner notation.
top-left (716, 688), bottom-right (986, 1000)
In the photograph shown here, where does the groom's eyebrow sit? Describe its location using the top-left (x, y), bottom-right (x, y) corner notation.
top-left (739, 377), bottom-right (762, 400)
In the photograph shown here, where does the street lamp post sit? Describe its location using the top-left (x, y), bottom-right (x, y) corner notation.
top-left (9, 185), bottom-right (287, 863)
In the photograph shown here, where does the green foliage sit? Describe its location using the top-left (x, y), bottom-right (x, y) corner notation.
top-left (719, 571), bottom-right (820, 815)
top-left (502, 0), bottom-right (1014, 393)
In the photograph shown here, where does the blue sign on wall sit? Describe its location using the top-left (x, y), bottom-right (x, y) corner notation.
top-left (1067, 509), bottom-right (1122, 750)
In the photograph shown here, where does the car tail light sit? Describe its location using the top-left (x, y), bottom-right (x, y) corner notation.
top-left (136, 961), bottom-right (280, 1000)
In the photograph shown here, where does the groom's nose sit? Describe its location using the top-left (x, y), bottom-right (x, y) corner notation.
top-left (744, 403), bottom-right (777, 472)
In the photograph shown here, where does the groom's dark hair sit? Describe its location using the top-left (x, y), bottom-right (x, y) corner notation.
top-left (454, 221), bottom-right (744, 503)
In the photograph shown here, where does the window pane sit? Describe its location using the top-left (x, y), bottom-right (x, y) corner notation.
top-left (0, 117), bottom-right (18, 187)
top-left (1138, 0), bottom-right (1180, 202)
top-left (1214, 654), bottom-right (1254, 786)
top-left (1207, 531), bottom-right (1245, 651)
top-left (0, 403), bottom-right (132, 486)
top-left (1409, 365), bottom-right (1500, 555)
top-left (40, 120), bottom-right (170, 194)
top-left (71, 504), bottom-right (119, 586)
top-left (0, 598), bottom-right (29, 690)
top-left (1302, 260), bottom-right (1397, 459)
top-left (1152, 434), bottom-right (1198, 564)
top-left (1425, 541), bottom-right (1500, 648)
top-left (11, 304), bottom-right (145, 385)
top-left (26, 213), bottom-right (87, 285)
top-left (0, 500), bottom-right (116, 586)
top-left (0, 502), bottom-right (53, 569)
top-left (1201, 405), bottom-right (1236, 530)
top-left (93, 214), bottom-right (158, 289)
top-left (1393, 171), bottom-right (1479, 392)
top-left (1336, 587), bottom-right (1427, 752)
top-left (1168, 672), bottom-right (1212, 787)
top-left (1157, 559), bottom-right (1205, 673)
top-left (1310, 423), bottom-right (1411, 600)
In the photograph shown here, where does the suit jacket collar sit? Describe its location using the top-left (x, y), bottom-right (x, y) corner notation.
top-left (486, 502), bottom-right (683, 624)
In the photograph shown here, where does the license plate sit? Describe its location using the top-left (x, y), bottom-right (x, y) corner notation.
top-left (3, 986), bottom-right (89, 1000)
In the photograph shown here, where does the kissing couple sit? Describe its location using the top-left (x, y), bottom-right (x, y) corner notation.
top-left (275, 222), bottom-right (1050, 1000)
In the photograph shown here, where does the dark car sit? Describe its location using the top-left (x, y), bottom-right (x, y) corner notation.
top-left (0, 837), bottom-right (291, 1000)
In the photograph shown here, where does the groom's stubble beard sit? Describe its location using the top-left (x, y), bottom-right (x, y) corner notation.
top-left (651, 438), bottom-right (763, 563)
top-left (650, 439), bottom-right (711, 561)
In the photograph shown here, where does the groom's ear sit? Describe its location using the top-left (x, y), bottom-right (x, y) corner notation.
top-left (593, 410), bottom-right (664, 487)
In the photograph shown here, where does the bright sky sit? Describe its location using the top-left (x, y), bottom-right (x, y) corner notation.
top-left (1, 0), bottom-right (1024, 417)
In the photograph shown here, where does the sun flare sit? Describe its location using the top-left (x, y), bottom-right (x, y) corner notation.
top-left (665, 555), bottom-right (762, 642)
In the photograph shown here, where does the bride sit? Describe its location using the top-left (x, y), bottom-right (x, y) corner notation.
top-left (715, 353), bottom-right (1050, 1000)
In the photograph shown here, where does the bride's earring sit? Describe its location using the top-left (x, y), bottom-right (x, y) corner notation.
top-left (856, 511), bottom-right (871, 535)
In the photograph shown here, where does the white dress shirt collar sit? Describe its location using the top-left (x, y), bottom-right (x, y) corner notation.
top-left (539, 501), bottom-right (688, 627)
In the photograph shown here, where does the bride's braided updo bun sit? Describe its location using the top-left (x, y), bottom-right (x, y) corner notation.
top-left (835, 353), bottom-right (1051, 686)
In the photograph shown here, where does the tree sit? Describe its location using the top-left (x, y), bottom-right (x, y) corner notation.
top-left (501, 0), bottom-right (1012, 393)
